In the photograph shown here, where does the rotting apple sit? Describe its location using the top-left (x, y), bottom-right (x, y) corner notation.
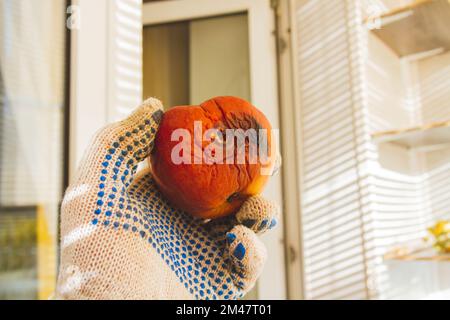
top-left (150, 96), bottom-right (276, 219)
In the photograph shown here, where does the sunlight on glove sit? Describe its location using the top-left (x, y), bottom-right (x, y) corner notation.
top-left (55, 98), bottom-right (280, 300)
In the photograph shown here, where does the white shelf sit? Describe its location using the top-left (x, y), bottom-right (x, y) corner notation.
top-left (384, 247), bottom-right (450, 262)
top-left (372, 120), bottom-right (450, 152)
top-left (367, 0), bottom-right (450, 57)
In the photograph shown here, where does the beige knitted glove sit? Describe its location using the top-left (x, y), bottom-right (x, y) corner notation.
top-left (55, 98), bottom-right (280, 300)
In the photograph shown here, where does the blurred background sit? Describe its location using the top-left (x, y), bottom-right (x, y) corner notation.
top-left (0, 0), bottom-right (449, 300)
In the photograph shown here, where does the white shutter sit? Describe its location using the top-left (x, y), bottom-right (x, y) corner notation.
top-left (291, 0), bottom-right (373, 299)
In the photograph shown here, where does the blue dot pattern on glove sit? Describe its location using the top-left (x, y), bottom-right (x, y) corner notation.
top-left (233, 243), bottom-right (246, 261)
top-left (89, 116), bottom-right (247, 300)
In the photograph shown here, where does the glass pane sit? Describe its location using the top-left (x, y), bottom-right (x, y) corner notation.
top-left (143, 20), bottom-right (190, 108)
top-left (0, 0), bottom-right (67, 300)
top-left (143, 13), bottom-right (250, 106)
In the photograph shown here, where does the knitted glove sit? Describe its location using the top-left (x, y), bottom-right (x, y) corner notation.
top-left (55, 98), bottom-right (280, 300)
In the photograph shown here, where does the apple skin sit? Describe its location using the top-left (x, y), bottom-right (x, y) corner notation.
top-left (150, 96), bottom-right (274, 219)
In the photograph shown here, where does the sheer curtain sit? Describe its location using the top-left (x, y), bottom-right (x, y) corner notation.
top-left (0, 0), bottom-right (66, 299)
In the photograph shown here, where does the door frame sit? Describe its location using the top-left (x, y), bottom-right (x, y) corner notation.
top-left (272, 0), bottom-right (305, 299)
top-left (143, 0), bottom-right (286, 299)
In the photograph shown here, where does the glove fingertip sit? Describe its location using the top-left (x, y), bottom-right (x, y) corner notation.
top-left (236, 196), bottom-right (280, 234)
top-left (126, 97), bottom-right (164, 126)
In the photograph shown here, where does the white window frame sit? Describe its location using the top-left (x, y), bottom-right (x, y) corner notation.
top-left (69, 0), bottom-right (110, 180)
top-left (144, 0), bottom-right (286, 299)
top-left (69, 0), bottom-right (142, 180)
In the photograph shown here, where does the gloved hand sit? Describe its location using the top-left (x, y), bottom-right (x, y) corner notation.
top-left (55, 98), bottom-right (280, 300)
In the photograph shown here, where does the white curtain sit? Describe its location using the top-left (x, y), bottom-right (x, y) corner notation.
top-left (0, 0), bottom-right (65, 207)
